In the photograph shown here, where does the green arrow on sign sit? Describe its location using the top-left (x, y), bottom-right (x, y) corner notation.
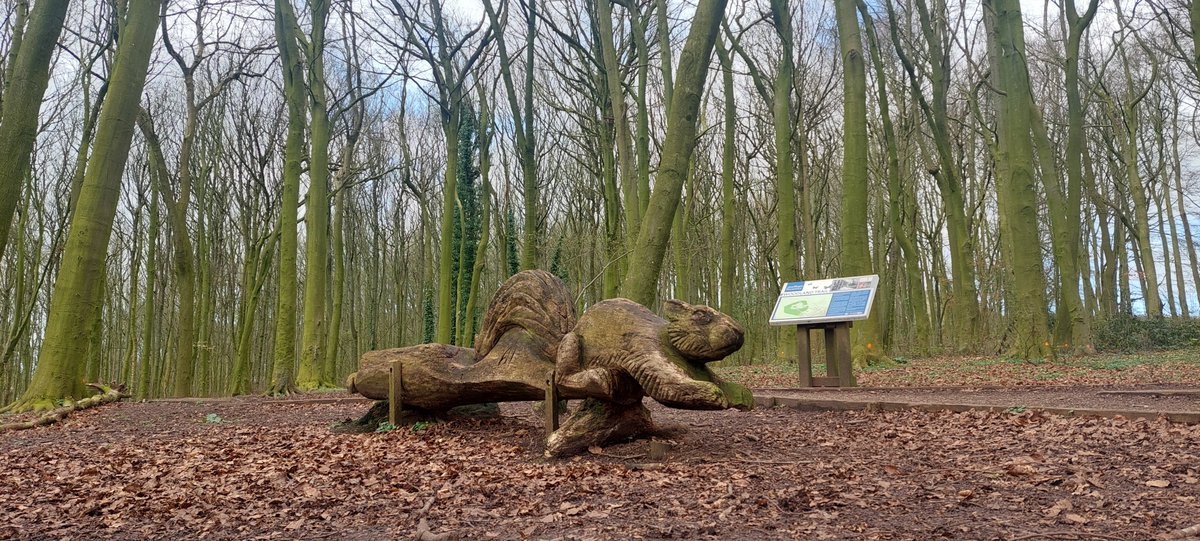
top-left (782, 300), bottom-right (809, 317)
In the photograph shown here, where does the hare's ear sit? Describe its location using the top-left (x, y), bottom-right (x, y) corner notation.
top-left (662, 299), bottom-right (691, 322)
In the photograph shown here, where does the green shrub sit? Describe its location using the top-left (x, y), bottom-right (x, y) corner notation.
top-left (1094, 314), bottom-right (1200, 352)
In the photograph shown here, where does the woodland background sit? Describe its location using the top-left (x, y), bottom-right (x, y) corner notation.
top-left (1, 0), bottom-right (1200, 408)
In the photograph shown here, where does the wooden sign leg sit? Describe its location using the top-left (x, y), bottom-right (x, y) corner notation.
top-left (796, 325), bottom-right (812, 387)
top-left (545, 370), bottom-right (561, 433)
top-left (388, 361), bottom-right (404, 426)
top-left (824, 326), bottom-right (840, 379)
top-left (831, 323), bottom-right (854, 387)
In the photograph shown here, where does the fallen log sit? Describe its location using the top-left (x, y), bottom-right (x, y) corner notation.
top-left (0, 384), bottom-right (126, 432)
top-left (1164, 523), bottom-right (1200, 540)
top-left (347, 344), bottom-right (547, 409)
top-left (345, 270), bottom-right (576, 410)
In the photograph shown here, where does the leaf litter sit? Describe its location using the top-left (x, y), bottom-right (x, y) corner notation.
top-left (0, 394), bottom-right (1198, 540)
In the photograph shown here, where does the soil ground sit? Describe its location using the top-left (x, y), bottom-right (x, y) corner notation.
top-left (758, 384), bottom-right (1200, 419)
top-left (3, 386), bottom-right (1199, 541)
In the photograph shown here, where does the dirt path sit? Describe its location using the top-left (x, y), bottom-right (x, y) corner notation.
top-left (757, 384), bottom-right (1200, 423)
top-left (2, 392), bottom-right (1199, 540)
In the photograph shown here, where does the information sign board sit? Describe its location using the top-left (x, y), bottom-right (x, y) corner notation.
top-left (768, 274), bottom-right (880, 326)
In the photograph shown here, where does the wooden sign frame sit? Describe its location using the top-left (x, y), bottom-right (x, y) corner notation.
top-left (769, 275), bottom-right (878, 388)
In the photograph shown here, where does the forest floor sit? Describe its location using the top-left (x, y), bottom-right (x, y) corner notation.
top-left (2, 348), bottom-right (1200, 540)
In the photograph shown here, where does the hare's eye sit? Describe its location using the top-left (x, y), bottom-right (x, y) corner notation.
top-left (692, 311), bottom-right (713, 325)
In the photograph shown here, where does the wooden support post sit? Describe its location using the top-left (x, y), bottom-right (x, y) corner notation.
top-left (824, 326), bottom-right (840, 379)
top-left (828, 322), bottom-right (854, 387)
top-left (794, 322), bottom-right (857, 388)
top-left (388, 361), bottom-right (403, 426)
top-left (796, 324), bottom-right (812, 387)
top-left (545, 370), bottom-right (560, 433)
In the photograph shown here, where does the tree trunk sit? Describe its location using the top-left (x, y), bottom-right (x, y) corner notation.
top-left (1029, 108), bottom-right (1086, 349)
top-left (835, 0), bottom-right (883, 364)
top-left (138, 189), bottom-right (159, 399)
top-left (1172, 106), bottom-right (1200, 313)
top-left (269, 0), bottom-right (308, 395)
top-left (1162, 183), bottom-right (1187, 317)
top-left (859, 2), bottom-right (931, 354)
top-left (0, 0), bottom-right (69, 264)
top-left (621, 0), bottom-right (728, 305)
top-left (7, 0), bottom-right (159, 412)
top-left (716, 37), bottom-right (736, 316)
top-left (298, 0), bottom-right (332, 390)
top-left (886, 0), bottom-right (980, 347)
top-left (136, 111), bottom-right (200, 398)
top-left (1059, 0), bottom-right (1099, 350)
top-left (461, 95), bottom-right (492, 347)
top-left (768, 0), bottom-right (800, 363)
top-left (482, 0), bottom-right (541, 271)
top-left (597, 0), bottom-right (640, 257)
top-left (985, 0), bottom-right (1051, 359)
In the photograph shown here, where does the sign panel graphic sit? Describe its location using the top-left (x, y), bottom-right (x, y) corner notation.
top-left (769, 275), bottom-right (879, 325)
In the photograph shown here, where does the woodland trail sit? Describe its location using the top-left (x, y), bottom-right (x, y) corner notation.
top-left (757, 384), bottom-right (1200, 424)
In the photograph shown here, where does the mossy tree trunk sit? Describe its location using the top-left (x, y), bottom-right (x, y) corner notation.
top-left (1170, 103), bottom-right (1200, 313)
top-left (985, 0), bottom-right (1051, 359)
top-left (620, 0), bottom-right (728, 306)
top-left (597, 0), bottom-right (640, 261)
top-left (7, 0), bottom-right (159, 412)
top-left (482, 0), bottom-right (539, 271)
top-left (885, 0), bottom-right (981, 347)
top-left (322, 41), bottom-right (365, 385)
top-left (388, 0), bottom-right (484, 345)
top-left (461, 91), bottom-right (492, 347)
top-left (715, 37), bottom-right (737, 316)
top-left (231, 230), bottom-right (277, 396)
top-left (0, 0), bottom-right (69, 264)
top-left (270, 0), bottom-right (308, 395)
top-left (298, 0), bottom-right (333, 391)
top-left (1058, 0), bottom-right (1100, 351)
top-left (858, 2), bottom-right (931, 354)
top-left (137, 112), bottom-right (199, 397)
top-left (769, 0), bottom-right (800, 363)
top-left (835, 0), bottom-right (883, 364)
top-left (138, 0), bottom-right (254, 396)
top-left (137, 188), bottom-right (159, 400)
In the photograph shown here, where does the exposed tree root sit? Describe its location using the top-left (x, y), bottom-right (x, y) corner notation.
top-left (1163, 523), bottom-right (1200, 540)
top-left (410, 477), bottom-right (461, 541)
top-left (413, 518), bottom-right (456, 541)
top-left (0, 397), bottom-right (57, 414)
top-left (295, 380), bottom-right (339, 393)
top-left (266, 383), bottom-right (297, 397)
top-left (0, 384), bottom-right (126, 431)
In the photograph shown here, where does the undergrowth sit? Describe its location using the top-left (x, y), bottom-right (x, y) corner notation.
top-left (1094, 315), bottom-right (1200, 352)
